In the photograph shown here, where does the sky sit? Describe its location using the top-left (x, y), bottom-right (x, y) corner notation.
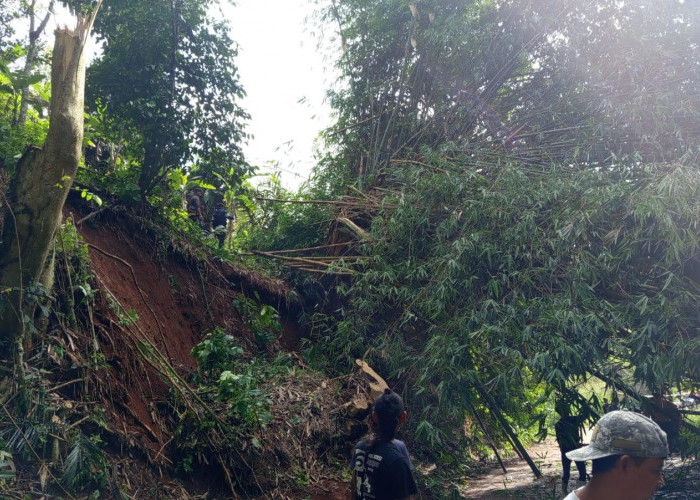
top-left (46, 0), bottom-right (337, 191)
top-left (223, 0), bottom-right (338, 190)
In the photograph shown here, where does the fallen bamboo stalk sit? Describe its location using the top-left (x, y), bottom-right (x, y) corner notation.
top-left (256, 197), bottom-right (370, 207)
top-left (252, 250), bottom-right (353, 268)
top-left (292, 266), bottom-right (355, 276)
top-left (251, 242), bottom-right (353, 255)
top-left (475, 381), bottom-right (542, 478)
top-left (336, 217), bottom-right (371, 240)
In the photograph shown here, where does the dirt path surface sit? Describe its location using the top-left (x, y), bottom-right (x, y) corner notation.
top-left (455, 438), bottom-right (699, 499)
top-left (458, 438), bottom-right (566, 499)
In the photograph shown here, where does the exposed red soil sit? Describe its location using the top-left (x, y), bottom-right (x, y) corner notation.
top-left (62, 203), bottom-right (298, 466)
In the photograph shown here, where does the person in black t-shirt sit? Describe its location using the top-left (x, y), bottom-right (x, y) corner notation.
top-left (187, 187), bottom-right (205, 229)
top-left (211, 202), bottom-right (233, 248)
top-left (350, 389), bottom-right (418, 500)
top-left (555, 400), bottom-right (588, 492)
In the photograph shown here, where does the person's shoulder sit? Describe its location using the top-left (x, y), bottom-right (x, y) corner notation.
top-left (376, 441), bottom-right (411, 467)
top-left (392, 440), bottom-right (409, 456)
top-left (354, 439), bottom-right (372, 452)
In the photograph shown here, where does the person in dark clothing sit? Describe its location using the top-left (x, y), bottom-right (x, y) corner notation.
top-left (603, 398), bottom-right (617, 413)
top-left (187, 188), bottom-right (205, 229)
top-left (555, 401), bottom-right (588, 492)
top-left (211, 202), bottom-right (233, 248)
top-left (350, 389), bottom-right (418, 500)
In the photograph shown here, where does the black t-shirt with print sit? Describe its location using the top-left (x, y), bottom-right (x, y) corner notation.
top-left (351, 439), bottom-right (418, 500)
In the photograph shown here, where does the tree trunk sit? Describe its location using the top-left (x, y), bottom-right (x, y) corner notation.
top-left (17, 0), bottom-right (55, 128)
top-left (0, 8), bottom-right (100, 406)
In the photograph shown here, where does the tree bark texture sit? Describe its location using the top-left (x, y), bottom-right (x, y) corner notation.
top-left (0, 17), bottom-right (95, 366)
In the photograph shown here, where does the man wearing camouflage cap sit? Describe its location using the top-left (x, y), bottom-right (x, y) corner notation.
top-left (562, 410), bottom-right (668, 499)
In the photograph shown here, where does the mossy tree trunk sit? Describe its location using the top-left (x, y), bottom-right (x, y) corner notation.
top-left (0, 11), bottom-right (99, 409)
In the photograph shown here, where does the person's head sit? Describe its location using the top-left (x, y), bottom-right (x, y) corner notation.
top-left (566, 410), bottom-right (668, 499)
top-left (216, 202), bottom-right (224, 209)
top-left (555, 398), bottom-right (571, 417)
top-left (193, 187), bottom-right (203, 195)
top-left (371, 389), bottom-right (407, 441)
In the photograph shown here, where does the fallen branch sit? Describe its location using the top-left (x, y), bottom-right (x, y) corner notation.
top-left (48, 378), bottom-right (84, 393)
top-left (252, 250), bottom-right (357, 275)
top-left (256, 197), bottom-right (363, 206)
top-left (255, 242), bottom-right (354, 255)
top-left (74, 207), bottom-right (108, 226)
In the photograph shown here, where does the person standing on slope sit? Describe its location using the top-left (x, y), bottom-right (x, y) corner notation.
top-left (350, 389), bottom-right (418, 500)
top-left (211, 202), bottom-right (234, 248)
top-left (187, 187), bottom-right (206, 230)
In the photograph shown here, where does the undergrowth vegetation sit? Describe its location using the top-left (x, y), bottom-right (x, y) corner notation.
top-left (175, 328), bottom-right (273, 482)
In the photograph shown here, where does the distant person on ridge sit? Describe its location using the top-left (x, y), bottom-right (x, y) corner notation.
top-left (350, 389), bottom-right (418, 500)
top-left (187, 187), bottom-right (205, 229)
top-left (602, 397), bottom-right (619, 414)
top-left (211, 202), bottom-right (234, 248)
top-left (562, 410), bottom-right (668, 500)
top-left (555, 400), bottom-right (588, 492)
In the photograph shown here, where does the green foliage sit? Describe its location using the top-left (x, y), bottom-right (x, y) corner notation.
top-left (0, 443), bottom-right (15, 484)
top-left (677, 424), bottom-right (700, 461)
top-left (175, 328), bottom-right (274, 481)
top-left (55, 218), bottom-right (97, 333)
top-left (316, 0), bottom-right (700, 180)
top-left (302, 150), bottom-right (700, 452)
top-left (71, 0), bottom-right (252, 196)
top-left (0, 385), bottom-right (107, 496)
top-left (233, 294), bottom-right (282, 348)
top-left (240, 174), bottom-right (330, 254)
top-left (0, 46), bottom-right (50, 169)
top-left (191, 328), bottom-right (244, 380)
top-left (0, 1), bottom-right (19, 52)
top-left (216, 369), bottom-right (270, 427)
top-left (60, 433), bottom-right (107, 493)
top-left (296, 0), bottom-right (700, 457)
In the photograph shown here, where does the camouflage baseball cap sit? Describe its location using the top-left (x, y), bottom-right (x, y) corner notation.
top-left (566, 410), bottom-right (668, 461)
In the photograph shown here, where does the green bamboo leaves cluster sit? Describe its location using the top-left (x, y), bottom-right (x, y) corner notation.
top-left (303, 0), bottom-right (700, 450)
top-left (322, 154), bottom-right (700, 448)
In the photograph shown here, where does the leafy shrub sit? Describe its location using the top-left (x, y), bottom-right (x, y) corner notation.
top-left (174, 329), bottom-right (273, 483)
top-left (233, 294), bottom-right (282, 348)
top-left (60, 433), bottom-right (107, 493)
top-left (191, 328), bottom-right (243, 380)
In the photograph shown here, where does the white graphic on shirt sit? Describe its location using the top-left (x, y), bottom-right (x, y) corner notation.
top-left (354, 448), bottom-right (383, 498)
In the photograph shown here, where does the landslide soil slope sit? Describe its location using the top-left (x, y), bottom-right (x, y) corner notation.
top-left (48, 202), bottom-right (355, 498)
top-left (73, 206), bottom-right (293, 457)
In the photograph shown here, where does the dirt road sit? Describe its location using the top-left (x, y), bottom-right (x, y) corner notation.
top-left (458, 438), bottom-right (566, 499)
top-left (456, 438), bottom-right (699, 499)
